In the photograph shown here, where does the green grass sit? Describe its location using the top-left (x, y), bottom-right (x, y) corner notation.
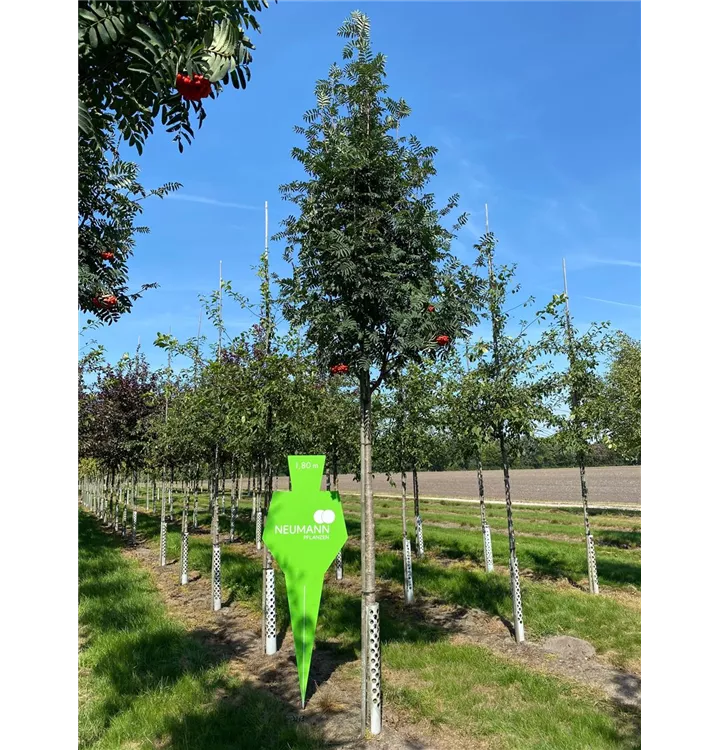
top-left (341, 505), bottom-right (642, 550)
top-left (78, 510), bottom-right (321, 750)
top-left (340, 496), bottom-right (641, 533)
top-left (134, 509), bottom-right (639, 669)
top-left (347, 518), bottom-right (642, 590)
top-left (341, 546), bottom-right (641, 669)
top-left (181, 501), bottom-right (642, 590)
top-left (384, 642), bottom-right (640, 749)
top-left (82, 506), bottom-right (640, 749)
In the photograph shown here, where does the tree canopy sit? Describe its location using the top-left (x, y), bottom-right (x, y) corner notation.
top-left (78, 1), bottom-right (273, 320)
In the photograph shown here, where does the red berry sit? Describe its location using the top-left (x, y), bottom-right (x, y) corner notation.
top-left (435, 335), bottom-right (450, 346)
top-left (176, 72), bottom-right (211, 101)
top-left (91, 297), bottom-right (100, 307)
top-left (101, 251), bottom-right (114, 260)
top-left (427, 305), bottom-right (435, 312)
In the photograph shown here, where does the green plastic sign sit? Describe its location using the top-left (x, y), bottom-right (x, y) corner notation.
top-left (263, 455), bottom-right (347, 706)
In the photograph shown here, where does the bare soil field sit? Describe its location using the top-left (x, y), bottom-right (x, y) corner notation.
top-left (274, 466), bottom-right (641, 506)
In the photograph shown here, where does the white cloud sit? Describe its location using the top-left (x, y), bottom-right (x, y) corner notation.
top-left (568, 253), bottom-right (641, 271)
top-left (589, 258), bottom-right (641, 268)
top-left (166, 194), bottom-right (260, 211)
top-left (584, 296), bottom-right (641, 309)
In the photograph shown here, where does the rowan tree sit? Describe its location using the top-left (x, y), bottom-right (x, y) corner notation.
top-left (78, 1), bottom-right (273, 318)
top-left (275, 12), bottom-right (481, 733)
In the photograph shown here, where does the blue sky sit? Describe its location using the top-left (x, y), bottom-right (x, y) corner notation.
top-left (80, 0), bottom-right (641, 370)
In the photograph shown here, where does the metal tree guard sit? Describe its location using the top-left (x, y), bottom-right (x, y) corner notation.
top-left (159, 478), bottom-right (167, 567)
top-left (180, 495), bottom-right (189, 586)
top-left (211, 501), bottom-right (221, 611)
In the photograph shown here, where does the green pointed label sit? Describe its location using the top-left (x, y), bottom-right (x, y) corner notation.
top-left (263, 456), bottom-right (347, 706)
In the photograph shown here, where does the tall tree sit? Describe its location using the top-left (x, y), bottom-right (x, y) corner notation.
top-left (275, 12), bottom-right (481, 734)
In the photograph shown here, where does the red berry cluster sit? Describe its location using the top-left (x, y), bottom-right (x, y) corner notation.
top-left (101, 251), bottom-right (114, 261)
top-left (330, 363), bottom-right (349, 375)
top-left (92, 295), bottom-right (118, 309)
top-left (176, 73), bottom-right (211, 101)
top-left (435, 335), bottom-right (450, 346)
top-left (427, 305), bottom-right (435, 312)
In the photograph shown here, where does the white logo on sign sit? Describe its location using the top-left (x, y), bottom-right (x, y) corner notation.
top-left (313, 509), bottom-right (336, 524)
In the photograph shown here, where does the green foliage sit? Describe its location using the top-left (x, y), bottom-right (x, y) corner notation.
top-left (79, 349), bottom-right (161, 472)
top-left (375, 359), bottom-right (454, 476)
top-left (78, 143), bottom-right (180, 318)
top-left (453, 233), bottom-right (562, 466)
top-left (601, 333), bottom-right (641, 463)
top-left (542, 313), bottom-right (614, 463)
top-left (79, 1), bottom-right (271, 153)
top-left (78, 1), bottom-right (273, 320)
top-left (276, 11), bottom-right (481, 388)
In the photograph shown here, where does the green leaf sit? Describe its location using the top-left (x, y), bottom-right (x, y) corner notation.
top-left (97, 21), bottom-right (110, 46)
top-left (78, 99), bottom-right (93, 136)
top-left (104, 19), bottom-right (118, 43)
top-left (136, 24), bottom-right (165, 51)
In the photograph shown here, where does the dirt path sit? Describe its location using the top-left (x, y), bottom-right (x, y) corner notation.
top-left (124, 529), bottom-right (640, 749)
top-left (126, 541), bottom-right (453, 750)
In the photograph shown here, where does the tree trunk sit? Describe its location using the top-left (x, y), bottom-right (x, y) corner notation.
top-left (332, 447), bottom-right (339, 492)
top-left (131, 472), bottom-right (137, 546)
top-left (401, 469), bottom-right (414, 604)
top-left (255, 468), bottom-right (263, 551)
top-left (180, 494), bottom-right (189, 585)
top-left (360, 369), bottom-right (380, 735)
top-left (499, 433), bottom-right (524, 643)
top-left (332, 456), bottom-right (343, 580)
top-left (159, 469), bottom-right (167, 567)
top-left (251, 469), bottom-right (257, 520)
top-left (579, 458), bottom-right (600, 594)
top-left (412, 466), bottom-right (424, 558)
top-left (262, 457), bottom-right (277, 655)
top-left (169, 465), bottom-right (175, 521)
top-left (476, 453), bottom-right (493, 572)
top-left (211, 500), bottom-right (221, 610)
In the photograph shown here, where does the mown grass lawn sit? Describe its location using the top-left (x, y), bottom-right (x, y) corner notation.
top-left (135, 504), bottom-right (640, 669)
top-left (78, 510), bottom-right (321, 750)
top-left (82, 505), bottom-right (640, 749)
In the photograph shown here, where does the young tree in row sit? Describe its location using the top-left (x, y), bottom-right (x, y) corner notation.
top-left (446, 347), bottom-right (498, 572)
top-left (542, 264), bottom-right (613, 593)
top-left (79, 347), bottom-right (161, 529)
top-left (376, 359), bottom-right (452, 560)
top-left (275, 12), bottom-right (481, 734)
top-left (459, 232), bottom-right (561, 643)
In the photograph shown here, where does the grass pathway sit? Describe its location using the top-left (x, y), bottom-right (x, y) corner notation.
top-left (78, 509), bottom-right (321, 750)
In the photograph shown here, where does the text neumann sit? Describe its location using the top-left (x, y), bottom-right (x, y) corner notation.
top-left (274, 524), bottom-right (331, 535)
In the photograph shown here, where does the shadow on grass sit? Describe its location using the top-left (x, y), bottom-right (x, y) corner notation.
top-left (79, 510), bottom-right (327, 750)
top-left (160, 680), bottom-right (326, 749)
top-left (349, 514), bottom-right (642, 590)
top-left (520, 549), bottom-right (641, 589)
top-left (595, 530), bottom-right (641, 549)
